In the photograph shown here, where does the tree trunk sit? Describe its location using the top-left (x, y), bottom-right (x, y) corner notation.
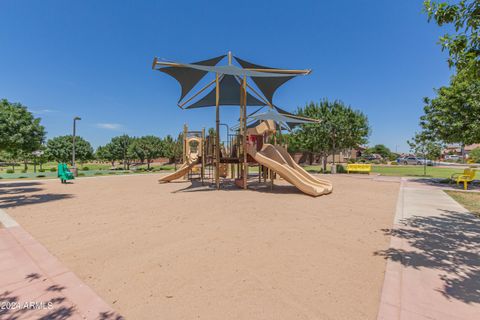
top-left (308, 152), bottom-right (313, 165)
top-left (24, 159), bottom-right (28, 171)
top-left (147, 160), bottom-right (151, 170)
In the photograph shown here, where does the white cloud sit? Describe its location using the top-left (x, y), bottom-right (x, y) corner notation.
top-left (96, 123), bottom-right (124, 130)
top-left (30, 108), bottom-right (56, 114)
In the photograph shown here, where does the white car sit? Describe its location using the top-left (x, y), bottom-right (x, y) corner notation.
top-left (398, 156), bottom-right (432, 165)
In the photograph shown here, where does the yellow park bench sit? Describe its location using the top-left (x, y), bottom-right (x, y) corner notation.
top-left (451, 168), bottom-right (477, 190)
top-left (347, 163), bottom-right (371, 174)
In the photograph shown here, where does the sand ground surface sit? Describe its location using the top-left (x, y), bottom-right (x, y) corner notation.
top-left (1, 174), bottom-right (399, 320)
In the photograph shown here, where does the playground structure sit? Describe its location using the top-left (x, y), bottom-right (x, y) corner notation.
top-left (153, 52), bottom-right (333, 196)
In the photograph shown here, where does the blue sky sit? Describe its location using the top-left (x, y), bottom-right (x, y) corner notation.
top-left (0, 1), bottom-right (452, 152)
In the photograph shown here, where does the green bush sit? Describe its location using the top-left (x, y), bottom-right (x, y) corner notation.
top-left (6, 169), bottom-right (14, 174)
top-left (82, 166), bottom-right (90, 171)
top-left (78, 172), bottom-right (85, 176)
top-left (469, 147), bottom-right (480, 163)
top-left (21, 169), bottom-right (27, 173)
top-left (336, 164), bottom-right (346, 173)
top-left (348, 158), bottom-right (356, 164)
top-left (38, 168), bottom-right (46, 172)
top-left (50, 167), bottom-right (57, 172)
top-left (36, 174), bottom-right (46, 178)
top-left (109, 172), bottom-right (116, 175)
top-left (94, 172), bottom-right (104, 175)
top-left (18, 176), bottom-right (27, 179)
top-left (390, 161), bottom-right (398, 165)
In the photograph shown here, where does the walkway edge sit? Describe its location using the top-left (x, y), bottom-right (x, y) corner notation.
top-left (0, 209), bottom-right (123, 319)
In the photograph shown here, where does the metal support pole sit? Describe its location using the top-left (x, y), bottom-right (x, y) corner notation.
top-left (72, 116), bottom-right (81, 176)
top-left (201, 127), bottom-right (205, 184)
top-left (72, 120), bottom-right (76, 167)
top-left (242, 75), bottom-right (247, 190)
top-left (215, 73), bottom-right (220, 189)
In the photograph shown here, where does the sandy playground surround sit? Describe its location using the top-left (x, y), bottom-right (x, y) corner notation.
top-left (1, 173), bottom-right (399, 319)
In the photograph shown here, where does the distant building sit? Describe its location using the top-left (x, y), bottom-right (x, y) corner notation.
top-left (442, 143), bottom-right (480, 159)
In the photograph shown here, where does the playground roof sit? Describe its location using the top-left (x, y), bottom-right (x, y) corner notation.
top-left (232, 108), bottom-right (319, 132)
top-left (152, 54), bottom-right (311, 108)
top-left (184, 75), bottom-right (265, 109)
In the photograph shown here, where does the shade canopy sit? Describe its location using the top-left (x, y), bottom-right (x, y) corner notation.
top-left (153, 54), bottom-right (311, 108)
top-left (234, 57), bottom-right (295, 104)
top-left (232, 108), bottom-right (318, 132)
top-left (157, 55), bottom-right (225, 102)
top-left (184, 75), bottom-right (266, 109)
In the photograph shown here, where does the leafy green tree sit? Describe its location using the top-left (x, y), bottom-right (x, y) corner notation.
top-left (407, 132), bottom-right (444, 175)
top-left (420, 70), bottom-right (480, 145)
top-left (162, 134), bottom-right (182, 163)
top-left (95, 145), bottom-right (117, 167)
top-left (469, 147), bottom-right (480, 162)
top-left (128, 137), bottom-right (146, 164)
top-left (133, 136), bottom-right (163, 169)
top-left (295, 100), bottom-right (370, 171)
top-left (108, 135), bottom-right (133, 169)
top-left (46, 135), bottom-right (93, 164)
top-left (365, 144), bottom-right (392, 160)
top-left (424, 0), bottom-right (480, 73)
top-left (0, 99), bottom-right (46, 169)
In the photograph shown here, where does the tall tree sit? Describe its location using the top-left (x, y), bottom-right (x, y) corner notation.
top-left (0, 99), bottom-right (46, 171)
top-left (109, 135), bottom-right (133, 169)
top-left (419, 1), bottom-right (480, 148)
top-left (424, 0), bottom-right (480, 73)
top-left (46, 135), bottom-right (93, 164)
top-left (95, 145), bottom-right (116, 167)
top-left (295, 100), bottom-right (370, 171)
top-left (133, 136), bottom-right (164, 169)
top-left (420, 70), bottom-right (480, 145)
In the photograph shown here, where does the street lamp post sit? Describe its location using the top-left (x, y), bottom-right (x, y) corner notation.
top-left (72, 116), bottom-right (81, 176)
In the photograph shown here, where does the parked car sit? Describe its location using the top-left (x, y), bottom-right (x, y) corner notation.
top-left (397, 156), bottom-right (432, 165)
top-left (445, 155), bottom-right (461, 161)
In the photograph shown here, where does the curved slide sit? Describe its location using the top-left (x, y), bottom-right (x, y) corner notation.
top-left (247, 143), bottom-right (333, 196)
top-left (159, 159), bottom-right (198, 183)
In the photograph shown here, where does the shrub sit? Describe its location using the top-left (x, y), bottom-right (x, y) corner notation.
top-left (109, 172), bottom-right (116, 175)
top-left (336, 164), bottom-right (346, 173)
top-left (36, 174), bottom-right (46, 178)
top-left (38, 168), bottom-right (45, 172)
top-left (78, 173), bottom-right (85, 176)
top-left (469, 147), bottom-right (480, 163)
top-left (6, 169), bottom-right (14, 174)
top-left (348, 158), bottom-right (356, 164)
top-left (94, 172), bottom-right (104, 175)
top-left (390, 161), bottom-right (398, 165)
top-left (82, 166), bottom-right (90, 171)
top-left (18, 176), bottom-right (27, 179)
top-left (21, 169), bottom-right (27, 173)
top-left (50, 167), bottom-right (57, 172)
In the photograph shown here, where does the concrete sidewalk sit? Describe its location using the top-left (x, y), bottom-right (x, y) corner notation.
top-left (0, 212), bottom-right (122, 320)
top-left (377, 178), bottom-right (480, 319)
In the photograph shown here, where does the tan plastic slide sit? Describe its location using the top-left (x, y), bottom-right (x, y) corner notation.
top-left (158, 158), bottom-right (199, 183)
top-left (247, 143), bottom-right (333, 196)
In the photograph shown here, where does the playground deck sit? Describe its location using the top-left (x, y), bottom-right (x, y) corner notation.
top-left (0, 174), bottom-right (399, 319)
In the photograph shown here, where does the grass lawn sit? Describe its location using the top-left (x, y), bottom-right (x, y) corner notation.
top-left (371, 165), bottom-right (470, 179)
top-left (303, 164), bottom-right (474, 179)
top-left (445, 190), bottom-right (480, 216)
top-left (0, 162), bottom-right (175, 180)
